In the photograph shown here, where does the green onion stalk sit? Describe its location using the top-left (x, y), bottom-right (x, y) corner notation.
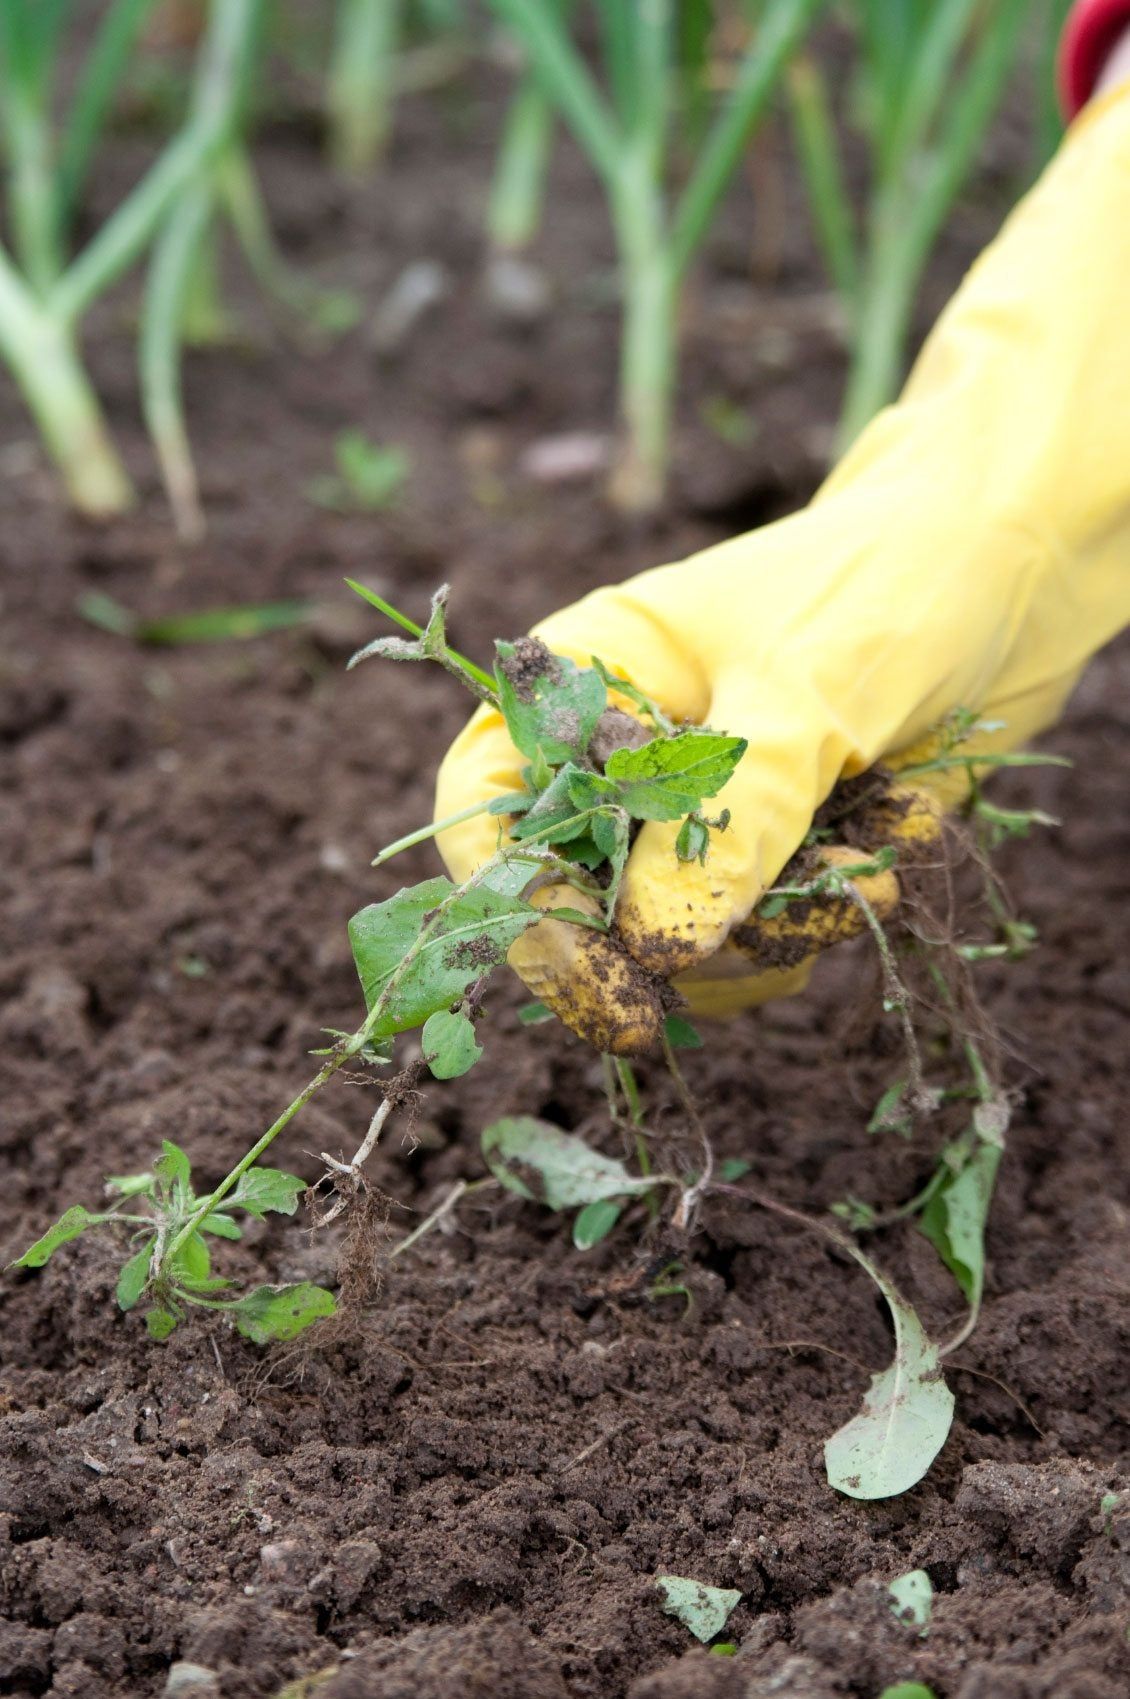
top-left (485, 0), bottom-right (825, 512)
top-left (787, 0), bottom-right (1030, 455)
top-left (0, 0), bottom-right (262, 518)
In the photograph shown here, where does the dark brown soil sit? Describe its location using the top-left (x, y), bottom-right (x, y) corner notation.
top-left (2, 72), bottom-right (1128, 1699)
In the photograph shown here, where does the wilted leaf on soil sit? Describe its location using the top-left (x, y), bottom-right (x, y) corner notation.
top-left (481, 1117), bottom-right (655, 1210)
top-left (655, 1575), bottom-right (742, 1642)
top-left (888, 1568), bottom-right (934, 1633)
top-left (824, 1250), bottom-right (954, 1500)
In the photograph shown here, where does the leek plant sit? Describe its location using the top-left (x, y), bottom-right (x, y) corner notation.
top-left (0, 0), bottom-right (260, 517)
top-left (786, 0), bottom-right (1030, 452)
top-left (484, 0), bottom-right (825, 511)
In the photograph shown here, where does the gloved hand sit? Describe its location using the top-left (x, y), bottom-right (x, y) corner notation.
top-left (436, 80), bottom-right (1130, 1052)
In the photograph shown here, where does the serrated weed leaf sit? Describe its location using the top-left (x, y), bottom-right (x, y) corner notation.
top-left (605, 732), bottom-right (747, 821)
top-left (573, 1199), bottom-right (622, 1249)
top-left (510, 765), bottom-right (601, 845)
top-left (349, 877), bottom-right (537, 1037)
top-left (481, 1117), bottom-right (656, 1210)
top-left (227, 1167), bottom-right (306, 1218)
top-left (422, 1009), bottom-right (483, 1079)
top-left (495, 639), bottom-right (606, 763)
top-left (11, 1206), bottom-right (103, 1269)
top-left (231, 1283), bottom-right (337, 1343)
top-left (888, 1569), bottom-right (933, 1634)
top-left (824, 1266), bottom-right (954, 1499)
top-left (116, 1242), bottom-right (154, 1311)
top-left (655, 1576), bottom-right (742, 1643)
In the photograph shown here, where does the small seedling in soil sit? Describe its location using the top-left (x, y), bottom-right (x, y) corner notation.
top-left (8, 1140), bottom-right (333, 1343)
top-left (9, 583), bottom-right (1065, 1501)
top-left (306, 430), bottom-right (410, 512)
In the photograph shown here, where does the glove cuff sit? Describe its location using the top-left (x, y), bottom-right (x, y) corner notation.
top-left (1059, 0), bottom-right (1130, 118)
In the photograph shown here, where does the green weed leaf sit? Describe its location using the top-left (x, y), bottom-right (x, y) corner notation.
top-left (155, 1141), bottom-right (192, 1194)
top-left (879, 1687), bottom-right (939, 1699)
top-left (517, 1001), bottom-right (555, 1025)
top-left (605, 732), bottom-right (747, 821)
top-left (920, 1140), bottom-right (1002, 1309)
top-left (171, 1232), bottom-right (212, 1290)
top-left (655, 1575), bottom-right (742, 1643)
top-left (11, 1206), bottom-right (104, 1269)
top-left (200, 1213), bottom-right (243, 1240)
top-left (422, 1009), bottom-right (483, 1079)
top-left (573, 1199), bottom-right (622, 1249)
top-left (494, 639), bottom-right (606, 763)
top-left (104, 1172), bottom-right (154, 1198)
top-left (664, 1014), bottom-right (703, 1050)
top-left (888, 1569), bottom-right (933, 1634)
top-left (230, 1282), bottom-right (337, 1343)
top-left (115, 1241), bottom-right (154, 1311)
top-left (227, 1167), bottom-right (306, 1218)
top-left (349, 875), bottom-right (537, 1036)
top-left (481, 1117), bottom-right (657, 1210)
top-left (145, 1306), bottom-right (179, 1340)
top-left (675, 815), bottom-right (711, 864)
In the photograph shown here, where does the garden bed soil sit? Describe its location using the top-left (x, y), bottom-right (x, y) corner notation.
top-left (1, 79), bottom-right (1128, 1699)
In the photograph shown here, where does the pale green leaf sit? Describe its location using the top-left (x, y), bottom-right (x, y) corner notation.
top-left (104, 1172), bottom-right (154, 1198)
top-left (824, 1253), bottom-right (954, 1500)
top-left (231, 1282), bottom-right (337, 1343)
top-left (888, 1568), bottom-right (933, 1634)
top-left (481, 1117), bottom-right (655, 1210)
top-left (145, 1306), bottom-right (179, 1340)
top-left (655, 1575), bottom-right (742, 1643)
top-left (422, 1009), bottom-right (483, 1079)
top-left (879, 1687), bottom-right (939, 1699)
top-left (494, 640), bottom-right (606, 763)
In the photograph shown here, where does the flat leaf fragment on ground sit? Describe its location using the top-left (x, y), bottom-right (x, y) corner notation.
top-left (482, 1117), bottom-right (656, 1210)
top-left (11, 1205), bottom-right (104, 1269)
top-left (231, 1283), bottom-right (337, 1343)
top-left (888, 1568), bottom-right (934, 1633)
top-left (824, 1260), bottom-right (954, 1500)
top-left (655, 1575), bottom-right (742, 1643)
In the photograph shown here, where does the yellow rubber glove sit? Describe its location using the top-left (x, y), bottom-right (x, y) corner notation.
top-left (436, 83), bottom-right (1130, 1052)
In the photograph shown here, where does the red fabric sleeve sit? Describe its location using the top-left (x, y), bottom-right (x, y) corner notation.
top-left (1059, 0), bottom-right (1130, 119)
